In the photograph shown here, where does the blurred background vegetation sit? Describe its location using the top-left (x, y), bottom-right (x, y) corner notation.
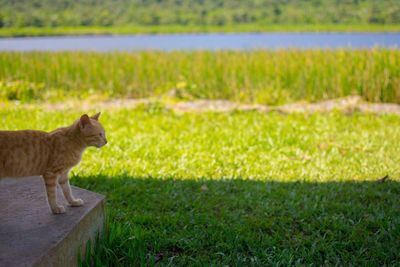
top-left (1, 0), bottom-right (399, 28)
top-left (1, 50), bottom-right (399, 104)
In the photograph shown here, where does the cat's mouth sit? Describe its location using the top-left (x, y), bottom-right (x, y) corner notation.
top-left (96, 142), bottom-right (107, 148)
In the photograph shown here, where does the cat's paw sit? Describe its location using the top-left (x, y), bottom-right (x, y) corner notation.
top-left (52, 205), bottom-right (66, 214)
top-left (70, 198), bottom-right (84, 207)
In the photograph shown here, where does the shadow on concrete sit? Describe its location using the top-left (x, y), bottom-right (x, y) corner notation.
top-left (73, 175), bottom-right (400, 266)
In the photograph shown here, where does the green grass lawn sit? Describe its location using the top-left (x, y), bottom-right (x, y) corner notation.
top-left (1, 24), bottom-right (400, 37)
top-left (1, 106), bottom-right (399, 265)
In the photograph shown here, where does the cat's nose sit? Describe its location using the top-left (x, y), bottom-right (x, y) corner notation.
top-left (105, 139), bottom-right (108, 144)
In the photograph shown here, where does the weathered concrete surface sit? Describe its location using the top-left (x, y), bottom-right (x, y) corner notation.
top-left (0, 176), bottom-right (105, 267)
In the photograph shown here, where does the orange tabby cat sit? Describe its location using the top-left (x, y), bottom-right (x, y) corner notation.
top-left (0, 113), bottom-right (107, 214)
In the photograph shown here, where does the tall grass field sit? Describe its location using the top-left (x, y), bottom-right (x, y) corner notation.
top-left (1, 49), bottom-right (400, 104)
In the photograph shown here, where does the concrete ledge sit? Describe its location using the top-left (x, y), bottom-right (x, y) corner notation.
top-left (0, 176), bottom-right (105, 267)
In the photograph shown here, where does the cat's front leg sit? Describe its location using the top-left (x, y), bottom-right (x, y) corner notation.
top-left (43, 173), bottom-right (66, 214)
top-left (59, 173), bottom-right (84, 207)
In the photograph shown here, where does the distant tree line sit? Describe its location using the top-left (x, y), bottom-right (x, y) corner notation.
top-left (0, 0), bottom-right (399, 28)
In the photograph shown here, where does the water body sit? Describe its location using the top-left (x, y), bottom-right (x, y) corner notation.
top-left (0, 33), bottom-right (399, 51)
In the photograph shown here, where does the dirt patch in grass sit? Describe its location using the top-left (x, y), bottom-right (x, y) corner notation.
top-left (5, 96), bottom-right (400, 115)
top-left (168, 96), bottom-right (400, 114)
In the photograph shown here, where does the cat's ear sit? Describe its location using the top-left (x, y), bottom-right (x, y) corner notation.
top-left (91, 112), bottom-right (101, 121)
top-left (79, 114), bottom-right (92, 129)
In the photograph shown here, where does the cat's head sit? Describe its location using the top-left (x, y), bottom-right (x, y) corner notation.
top-left (78, 112), bottom-right (107, 148)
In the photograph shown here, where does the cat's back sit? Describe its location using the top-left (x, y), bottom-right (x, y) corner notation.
top-left (0, 130), bottom-right (51, 178)
top-left (0, 129), bottom-right (49, 146)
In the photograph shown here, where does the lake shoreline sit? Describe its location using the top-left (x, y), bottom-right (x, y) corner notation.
top-left (1, 24), bottom-right (400, 38)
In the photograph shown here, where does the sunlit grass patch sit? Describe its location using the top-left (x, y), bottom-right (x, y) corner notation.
top-left (2, 107), bottom-right (400, 181)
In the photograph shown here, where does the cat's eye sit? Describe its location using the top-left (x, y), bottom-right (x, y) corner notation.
top-left (99, 133), bottom-right (103, 137)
